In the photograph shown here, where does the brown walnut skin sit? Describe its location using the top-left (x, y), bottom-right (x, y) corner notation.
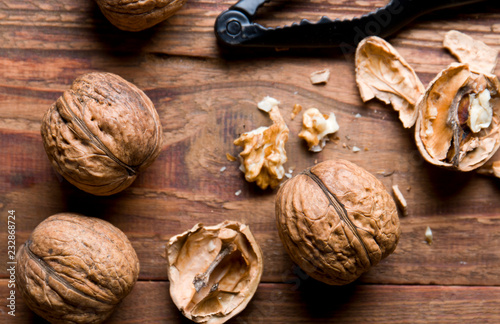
top-left (16, 213), bottom-right (140, 324)
top-left (41, 72), bottom-right (162, 196)
top-left (96, 0), bottom-right (187, 32)
top-left (275, 159), bottom-right (400, 285)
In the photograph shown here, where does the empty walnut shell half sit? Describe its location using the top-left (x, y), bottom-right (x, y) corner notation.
top-left (355, 36), bottom-right (425, 128)
top-left (95, 0), bottom-right (187, 32)
top-left (16, 213), bottom-right (140, 324)
top-left (41, 72), bottom-right (162, 196)
top-left (166, 221), bottom-right (263, 324)
top-left (275, 159), bottom-right (400, 285)
top-left (415, 63), bottom-right (500, 171)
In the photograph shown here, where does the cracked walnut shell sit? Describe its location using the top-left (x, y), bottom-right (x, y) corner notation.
top-left (444, 30), bottom-right (498, 75)
top-left (41, 72), bottom-right (162, 196)
top-left (415, 63), bottom-right (500, 171)
top-left (16, 213), bottom-right (140, 324)
top-left (166, 221), bottom-right (263, 324)
top-left (275, 159), bottom-right (400, 285)
top-left (96, 0), bottom-right (187, 32)
top-left (355, 36), bottom-right (425, 128)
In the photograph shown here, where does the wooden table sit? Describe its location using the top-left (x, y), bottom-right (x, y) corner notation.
top-left (2, 0), bottom-right (500, 323)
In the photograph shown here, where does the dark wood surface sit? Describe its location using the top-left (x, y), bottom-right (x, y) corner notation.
top-left (2, 0), bottom-right (500, 322)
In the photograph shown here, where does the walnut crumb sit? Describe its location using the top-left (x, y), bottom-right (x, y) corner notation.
top-left (291, 104), bottom-right (302, 120)
top-left (226, 153), bottom-right (237, 162)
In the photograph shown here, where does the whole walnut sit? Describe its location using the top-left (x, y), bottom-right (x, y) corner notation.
top-left (16, 213), bottom-right (140, 324)
top-left (41, 72), bottom-right (162, 196)
top-left (275, 159), bottom-right (400, 285)
top-left (95, 0), bottom-right (187, 32)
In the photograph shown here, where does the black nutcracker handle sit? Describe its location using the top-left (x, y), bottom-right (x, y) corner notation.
top-left (215, 0), bottom-right (489, 49)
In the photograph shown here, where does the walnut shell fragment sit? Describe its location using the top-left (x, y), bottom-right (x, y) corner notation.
top-left (355, 36), bottom-right (425, 128)
top-left (166, 221), bottom-right (263, 324)
top-left (95, 0), bottom-right (187, 32)
top-left (415, 63), bottom-right (500, 171)
top-left (477, 160), bottom-right (500, 178)
top-left (310, 69), bottom-right (330, 85)
top-left (275, 159), bottom-right (400, 285)
top-left (41, 72), bottom-right (162, 196)
top-left (16, 213), bottom-right (140, 324)
top-left (444, 30), bottom-right (498, 74)
top-left (298, 107), bottom-right (339, 152)
top-left (392, 184), bottom-right (408, 217)
top-left (234, 98), bottom-right (289, 189)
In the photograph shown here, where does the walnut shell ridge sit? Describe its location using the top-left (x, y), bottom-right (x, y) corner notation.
top-left (41, 72), bottom-right (162, 196)
top-left (275, 159), bottom-right (400, 285)
top-left (96, 0), bottom-right (187, 32)
top-left (16, 213), bottom-right (140, 324)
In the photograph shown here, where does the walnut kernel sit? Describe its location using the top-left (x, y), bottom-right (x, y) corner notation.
top-left (298, 108), bottom-right (339, 152)
top-left (234, 99), bottom-right (289, 189)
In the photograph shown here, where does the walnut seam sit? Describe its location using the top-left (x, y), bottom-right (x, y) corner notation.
top-left (303, 169), bottom-right (373, 266)
top-left (23, 241), bottom-right (114, 305)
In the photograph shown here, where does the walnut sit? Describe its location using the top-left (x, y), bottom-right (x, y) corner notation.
top-left (355, 36), bottom-right (425, 128)
top-left (298, 107), bottom-right (339, 152)
top-left (166, 221), bottom-right (263, 324)
top-left (95, 0), bottom-right (187, 32)
top-left (234, 98), bottom-right (289, 189)
top-left (41, 72), bottom-right (162, 196)
top-left (275, 159), bottom-right (400, 285)
top-left (16, 213), bottom-right (140, 324)
top-left (355, 33), bottom-right (500, 172)
top-left (414, 63), bottom-right (500, 171)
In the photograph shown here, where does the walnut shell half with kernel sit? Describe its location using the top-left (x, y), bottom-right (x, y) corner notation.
top-left (414, 63), bottom-right (500, 171)
top-left (166, 221), bottom-right (263, 324)
top-left (41, 72), bottom-right (162, 196)
top-left (16, 213), bottom-right (140, 324)
top-left (96, 0), bottom-right (187, 32)
top-left (275, 159), bottom-right (400, 285)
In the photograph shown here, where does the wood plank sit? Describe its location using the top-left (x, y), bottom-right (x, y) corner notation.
top-left (3, 280), bottom-right (500, 323)
top-left (1, 50), bottom-right (500, 284)
top-left (0, 0), bottom-right (498, 58)
top-left (2, 48), bottom-right (500, 285)
top-left (2, 1), bottom-right (500, 323)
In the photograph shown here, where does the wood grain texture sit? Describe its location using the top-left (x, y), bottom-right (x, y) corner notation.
top-left (4, 280), bottom-right (500, 323)
top-left (1, 0), bottom-right (500, 322)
